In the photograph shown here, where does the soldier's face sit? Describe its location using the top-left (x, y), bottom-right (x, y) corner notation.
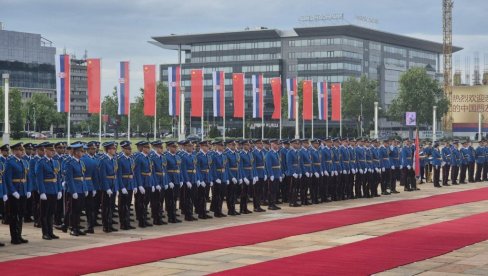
top-left (256, 142), bottom-right (263, 149)
top-left (38, 148), bottom-right (45, 156)
top-left (74, 149), bottom-right (84, 159)
top-left (45, 148), bottom-right (55, 158)
top-left (243, 144), bottom-right (250, 151)
top-left (88, 146), bottom-right (96, 155)
top-left (169, 145), bottom-right (178, 154)
top-left (201, 144), bottom-right (208, 152)
top-left (142, 146), bottom-right (150, 154)
top-left (123, 147), bottom-right (132, 155)
top-left (1, 150), bottom-right (9, 157)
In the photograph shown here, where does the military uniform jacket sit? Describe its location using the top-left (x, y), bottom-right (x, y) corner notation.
top-left (240, 150), bottom-right (256, 180)
top-left (252, 149), bottom-right (267, 179)
top-left (355, 146), bottom-right (366, 171)
top-left (65, 158), bottom-right (87, 194)
top-left (118, 153), bottom-right (136, 190)
top-left (134, 153), bottom-right (153, 188)
top-left (181, 151), bottom-right (199, 184)
top-left (35, 156), bottom-right (62, 195)
top-left (265, 150), bottom-right (282, 178)
top-left (379, 146), bottom-right (390, 169)
top-left (5, 156), bottom-right (29, 196)
top-left (0, 161), bottom-right (6, 198)
top-left (28, 155), bottom-right (40, 192)
top-left (81, 154), bottom-right (99, 191)
top-left (98, 154), bottom-right (119, 191)
top-left (365, 147), bottom-right (373, 171)
top-left (332, 147), bottom-right (342, 172)
top-left (286, 149), bottom-right (301, 176)
top-left (150, 151), bottom-right (168, 188)
top-left (165, 152), bottom-right (182, 185)
top-left (338, 146), bottom-right (350, 171)
top-left (389, 146), bottom-right (400, 168)
top-left (299, 147), bottom-right (312, 174)
top-left (441, 147), bottom-right (451, 165)
top-left (322, 146), bottom-right (334, 173)
top-left (197, 150), bottom-right (213, 183)
top-left (225, 149), bottom-right (242, 181)
top-left (475, 146), bottom-right (486, 164)
top-left (450, 147), bottom-right (462, 167)
top-left (309, 148), bottom-right (322, 174)
top-left (431, 148), bottom-right (442, 166)
top-left (211, 151), bottom-right (229, 183)
top-left (348, 146), bottom-right (357, 171)
top-left (400, 146), bottom-right (413, 167)
top-left (279, 147), bottom-right (288, 176)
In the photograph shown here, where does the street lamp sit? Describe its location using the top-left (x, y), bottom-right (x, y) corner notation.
top-left (433, 106), bottom-right (437, 142)
top-left (374, 101), bottom-right (379, 139)
top-left (2, 73), bottom-right (9, 144)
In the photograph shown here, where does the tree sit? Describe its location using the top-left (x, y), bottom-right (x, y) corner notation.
top-left (342, 75), bottom-right (379, 134)
top-left (0, 87), bottom-right (25, 138)
top-left (25, 93), bottom-right (63, 132)
top-left (388, 68), bottom-right (449, 126)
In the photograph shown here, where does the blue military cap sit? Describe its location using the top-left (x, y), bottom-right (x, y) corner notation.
top-left (11, 142), bottom-right (23, 150)
top-left (198, 140), bottom-right (209, 145)
top-left (453, 139), bottom-right (459, 144)
top-left (224, 140), bottom-right (235, 145)
top-left (262, 139), bottom-right (270, 144)
top-left (178, 140), bottom-right (190, 146)
top-left (70, 143), bottom-right (84, 150)
top-left (311, 139), bottom-right (320, 144)
top-left (0, 144), bottom-right (10, 151)
top-left (238, 140), bottom-right (249, 145)
top-left (102, 141), bottom-right (116, 149)
top-left (281, 139), bottom-right (290, 145)
top-left (54, 142), bottom-right (65, 148)
top-left (24, 143), bottom-right (34, 149)
top-left (151, 140), bottom-right (163, 146)
top-left (86, 141), bottom-right (97, 147)
top-left (43, 142), bottom-right (55, 149)
top-left (212, 140), bottom-right (223, 146)
top-left (269, 139), bottom-right (280, 144)
top-left (36, 141), bottom-right (50, 148)
top-left (253, 139), bottom-right (262, 143)
top-left (137, 141), bottom-right (150, 147)
top-left (166, 141), bottom-right (177, 147)
top-left (290, 139), bottom-right (300, 144)
top-left (120, 140), bottom-right (131, 148)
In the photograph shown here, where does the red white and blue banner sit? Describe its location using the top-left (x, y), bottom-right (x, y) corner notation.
top-left (252, 74), bottom-right (263, 118)
top-left (212, 71), bottom-right (225, 117)
top-left (117, 61), bottom-right (130, 115)
top-left (168, 66), bottom-right (181, 116)
top-left (286, 78), bottom-right (297, 120)
top-left (55, 54), bottom-right (70, 113)
top-left (317, 81), bottom-right (328, 121)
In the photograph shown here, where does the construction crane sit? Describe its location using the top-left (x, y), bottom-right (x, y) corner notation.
top-left (443, 0), bottom-right (453, 131)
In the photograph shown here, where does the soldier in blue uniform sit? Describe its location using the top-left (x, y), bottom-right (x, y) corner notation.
top-left (164, 141), bottom-right (182, 223)
top-left (0, 144), bottom-right (9, 224)
top-left (389, 139), bottom-right (401, 193)
top-left (279, 140), bottom-right (290, 203)
top-left (81, 141), bottom-right (100, 233)
top-left (252, 140), bottom-right (267, 212)
top-left (431, 142), bottom-right (442, 187)
top-left (370, 139), bottom-right (381, 197)
top-left (321, 138), bottom-right (334, 202)
top-left (309, 139), bottom-right (322, 204)
top-left (180, 140), bottom-right (198, 221)
top-left (23, 143), bottom-right (35, 223)
top-left (450, 140), bottom-right (461, 185)
top-left (53, 142), bottom-right (67, 228)
top-left (348, 139), bottom-right (358, 199)
top-left (98, 141), bottom-right (119, 233)
top-left (467, 141), bottom-right (476, 182)
top-left (379, 140), bottom-right (391, 195)
top-left (117, 141), bottom-right (137, 229)
top-left (239, 140), bottom-right (255, 214)
top-left (196, 141), bottom-right (213, 219)
top-left (5, 142), bottom-right (30, 244)
top-left (210, 140), bottom-right (229, 217)
top-left (225, 140), bottom-right (242, 216)
top-left (64, 143), bottom-right (87, 236)
top-left (149, 140), bottom-right (168, 225)
top-left (400, 138), bottom-right (417, 192)
top-left (134, 141), bottom-right (154, 227)
top-left (441, 140), bottom-right (452, 186)
top-left (286, 139), bottom-right (302, 207)
top-left (459, 141), bottom-right (470, 184)
top-left (300, 139), bottom-right (312, 205)
top-left (475, 139), bottom-right (485, 182)
top-left (338, 138), bottom-right (350, 200)
top-left (36, 143), bottom-right (62, 240)
top-left (27, 143), bottom-right (41, 228)
top-left (355, 139), bottom-right (366, 198)
top-left (0, 149), bottom-right (8, 246)
top-left (265, 139), bottom-right (282, 210)
top-left (331, 138), bottom-right (342, 200)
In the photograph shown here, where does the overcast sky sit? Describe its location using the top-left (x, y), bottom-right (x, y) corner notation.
top-left (2, 0), bottom-right (487, 98)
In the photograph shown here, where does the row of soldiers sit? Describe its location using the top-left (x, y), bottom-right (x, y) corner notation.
top-left (0, 136), bottom-right (429, 245)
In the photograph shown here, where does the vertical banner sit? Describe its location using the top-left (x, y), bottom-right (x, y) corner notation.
top-left (168, 66), bottom-right (181, 116)
top-left (55, 54), bottom-right (70, 113)
top-left (143, 64), bottom-right (156, 116)
top-left (252, 74), bottom-right (263, 118)
top-left (212, 71), bottom-right (225, 117)
top-left (286, 78), bottom-right (297, 120)
top-left (331, 83), bottom-right (341, 121)
top-left (191, 69), bottom-right (203, 118)
top-left (317, 81), bottom-right (328, 121)
top-left (271, 77), bottom-right (281, 120)
top-left (117, 61), bottom-right (130, 115)
top-left (87, 58), bottom-right (100, 113)
top-left (302, 80), bottom-right (313, 121)
top-left (233, 73), bottom-right (244, 118)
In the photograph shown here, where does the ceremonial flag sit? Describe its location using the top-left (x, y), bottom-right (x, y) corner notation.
top-left (317, 81), bottom-right (328, 120)
top-left (168, 66), bottom-right (181, 116)
top-left (117, 61), bottom-right (130, 115)
top-left (271, 77), bottom-right (281, 120)
top-left (86, 58), bottom-right (100, 113)
top-left (302, 80), bottom-right (313, 121)
top-left (415, 129), bottom-right (421, 177)
top-left (212, 71), bottom-right (225, 117)
top-left (56, 54), bottom-right (70, 113)
top-left (286, 78), bottom-right (297, 120)
top-left (191, 69), bottom-right (204, 118)
top-left (233, 73), bottom-right (244, 118)
top-left (331, 83), bottom-right (341, 121)
top-left (252, 74), bottom-right (263, 118)
top-left (143, 64), bottom-right (156, 116)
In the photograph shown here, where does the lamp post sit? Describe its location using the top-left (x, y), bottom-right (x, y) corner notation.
top-left (2, 73), bottom-right (9, 144)
top-left (433, 106), bottom-right (437, 142)
top-left (374, 101), bottom-right (378, 139)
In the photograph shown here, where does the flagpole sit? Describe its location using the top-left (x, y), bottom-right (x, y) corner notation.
top-left (67, 111), bottom-right (71, 144)
top-left (279, 76), bottom-right (282, 140)
top-left (339, 83), bottom-right (342, 137)
top-left (295, 80), bottom-right (299, 139)
top-left (242, 73), bottom-right (245, 139)
top-left (177, 45), bottom-right (182, 140)
top-left (154, 67), bottom-right (158, 140)
top-left (98, 59), bottom-right (102, 143)
top-left (326, 82), bottom-right (329, 137)
top-left (311, 81), bottom-right (314, 139)
top-left (201, 67), bottom-right (205, 140)
top-left (261, 75), bottom-right (264, 140)
top-left (223, 72), bottom-right (226, 141)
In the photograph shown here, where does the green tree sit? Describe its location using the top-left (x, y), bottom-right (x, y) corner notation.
top-left (0, 87), bottom-right (25, 138)
top-left (25, 93), bottom-right (63, 132)
top-left (342, 75), bottom-right (379, 133)
top-left (388, 67), bottom-right (449, 125)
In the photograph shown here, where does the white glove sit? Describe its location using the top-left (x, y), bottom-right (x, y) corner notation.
top-left (197, 180), bottom-right (201, 186)
top-left (407, 165), bottom-right (411, 170)
top-left (164, 185), bottom-right (169, 190)
top-left (299, 173), bottom-right (302, 178)
top-left (107, 189), bottom-right (113, 197)
top-left (152, 186), bottom-right (155, 192)
top-left (382, 168), bottom-right (385, 172)
top-left (180, 182), bottom-right (183, 187)
top-left (26, 192), bottom-right (31, 199)
top-left (138, 186), bottom-right (146, 194)
top-left (279, 177), bottom-right (283, 182)
top-left (252, 177), bottom-right (257, 184)
top-left (391, 166), bottom-right (395, 170)
top-left (441, 162), bottom-right (446, 166)
top-left (84, 191), bottom-right (88, 196)
top-left (121, 188), bottom-right (128, 194)
top-left (226, 180), bottom-right (230, 185)
top-left (244, 178), bottom-right (250, 185)
top-left (2, 195), bottom-right (7, 202)
top-left (201, 181), bottom-right (206, 188)
top-left (156, 185), bottom-right (162, 191)
top-left (305, 172), bottom-right (310, 178)
top-left (400, 165), bottom-right (403, 169)
top-left (314, 172), bottom-right (320, 178)
top-left (293, 173), bottom-right (298, 179)
top-left (40, 193), bottom-right (47, 201)
top-left (324, 171), bottom-right (329, 176)
top-left (210, 181), bottom-right (214, 187)
top-left (239, 179), bottom-right (243, 184)
top-left (92, 190), bottom-right (97, 197)
top-left (57, 192), bottom-right (62, 200)
top-left (342, 170), bottom-right (347, 174)
top-left (264, 175), bottom-right (268, 181)
top-left (359, 169), bottom-right (363, 174)
top-left (62, 181), bottom-right (66, 188)
top-left (321, 171), bottom-right (324, 176)
top-left (133, 187), bottom-right (138, 194)
top-left (375, 168), bottom-right (380, 173)
top-left (216, 179), bottom-right (222, 184)
top-left (169, 182), bottom-right (175, 189)
top-left (270, 175), bottom-right (275, 181)
top-left (186, 182), bottom-right (192, 188)
top-left (436, 165), bottom-right (439, 170)
top-left (72, 193), bottom-right (78, 199)
top-left (232, 177), bottom-right (237, 184)
top-left (12, 192), bottom-right (20, 199)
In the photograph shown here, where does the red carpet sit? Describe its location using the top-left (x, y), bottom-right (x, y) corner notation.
top-left (1, 187), bottom-right (488, 275)
top-left (214, 211), bottom-right (488, 276)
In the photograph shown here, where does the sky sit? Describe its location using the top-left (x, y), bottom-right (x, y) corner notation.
top-left (2, 0), bottom-right (487, 99)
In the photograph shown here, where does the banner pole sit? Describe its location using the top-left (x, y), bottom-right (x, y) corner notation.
top-left (223, 72), bottom-right (226, 141)
top-left (311, 80), bottom-right (314, 139)
top-left (154, 68), bottom-right (157, 140)
top-left (279, 76), bottom-right (282, 140)
top-left (202, 68), bottom-right (205, 140)
top-left (243, 73), bottom-right (245, 139)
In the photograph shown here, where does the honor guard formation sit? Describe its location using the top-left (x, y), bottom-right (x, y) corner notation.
top-left (0, 137), bottom-right (484, 246)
